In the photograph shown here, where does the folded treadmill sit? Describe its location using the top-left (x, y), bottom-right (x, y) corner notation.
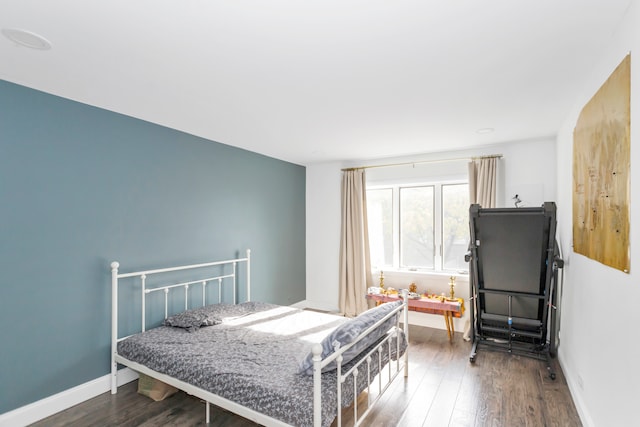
top-left (466, 202), bottom-right (563, 379)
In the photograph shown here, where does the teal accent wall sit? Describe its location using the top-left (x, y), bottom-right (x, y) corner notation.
top-left (0, 79), bottom-right (306, 414)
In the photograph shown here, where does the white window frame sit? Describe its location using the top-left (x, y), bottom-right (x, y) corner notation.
top-left (367, 177), bottom-right (468, 274)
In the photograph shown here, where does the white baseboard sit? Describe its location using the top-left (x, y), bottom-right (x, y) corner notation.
top-left (289, 299), bottom-right (309, 309)
top-left (0, 368), bottom-right (138, 427)
top-left (557, 349), bottom-right (591, 427)
top-left (407, 310), bottom-right (466, 332)
top-left (291, 299), bottom-right (340, 313)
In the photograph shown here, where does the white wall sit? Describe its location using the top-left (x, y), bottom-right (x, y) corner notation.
top-left (305, 161), bottom-right (343, 312)
top-left (500, 138), bottom-right (557, 207)
top-left (305, 136), bottom-right (557, 330)
top-left (555, 4), bottom-right (639, 426)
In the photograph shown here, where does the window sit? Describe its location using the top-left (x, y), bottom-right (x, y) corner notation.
top-left (367, 181), bottom-right (469, 273)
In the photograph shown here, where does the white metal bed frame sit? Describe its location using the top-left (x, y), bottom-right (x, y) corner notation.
top-left (110, 250), bottom-right (409, 427)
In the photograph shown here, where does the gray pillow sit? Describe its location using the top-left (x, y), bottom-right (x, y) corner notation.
top-left (299, 300), bottom-right (402, 375)
top-left (163, 305), bottom-right (226, 332)
top-left (163, 301), bottom-right (280, 332)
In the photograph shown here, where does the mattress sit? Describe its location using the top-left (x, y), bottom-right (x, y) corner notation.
top-left (117, 302), bottom-right (406, 427)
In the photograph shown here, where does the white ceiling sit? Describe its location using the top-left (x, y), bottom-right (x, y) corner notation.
top-left (0, 1), bottom-right (632, 166)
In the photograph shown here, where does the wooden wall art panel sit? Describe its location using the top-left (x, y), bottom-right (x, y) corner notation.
top-left (573, 53), bottom-right (630, 273)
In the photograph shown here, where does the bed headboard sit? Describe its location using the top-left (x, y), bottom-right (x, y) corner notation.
top-left (111, 249), bottom-right (251, 342)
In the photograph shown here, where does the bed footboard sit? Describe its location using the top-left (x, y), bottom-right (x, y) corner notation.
top-left (312, 290), bottom-right (409, 427)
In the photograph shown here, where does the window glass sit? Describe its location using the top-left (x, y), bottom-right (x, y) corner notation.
top-left (442, 184), bottom-right (470, 271)
top-left (400, 186), bottom-right (434, 269)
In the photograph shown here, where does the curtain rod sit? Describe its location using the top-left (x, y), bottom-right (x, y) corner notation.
top-left (341, 154), bottom-right (503, 172)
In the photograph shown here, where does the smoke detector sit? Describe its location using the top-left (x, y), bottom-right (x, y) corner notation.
top-left (2, 28), bottom-right (52, 50)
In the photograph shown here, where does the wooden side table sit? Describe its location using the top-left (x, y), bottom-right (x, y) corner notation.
top-left (367, 293), bottom-right (463, 341)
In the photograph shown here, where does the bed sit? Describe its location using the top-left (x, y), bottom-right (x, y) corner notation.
top-left (110, 250), bottom-right (409, 427)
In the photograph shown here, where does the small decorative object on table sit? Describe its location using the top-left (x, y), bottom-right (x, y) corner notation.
top-left (409, 282), bottom-right (417, 293)
top-left (379, 271), bottom-right (385, 290)
top-left (449, 276), bottom-right (456, 299)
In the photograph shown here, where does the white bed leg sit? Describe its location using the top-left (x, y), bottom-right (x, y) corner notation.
top-left (111, 360), bottom-right (117, 394)
top-left (402, 290), bottom-right (409, 378)
top-left (111, 261), bottom-right (120, 394)
top-left (206, 401), bottom-right (210, 424)
top-left (312, 343), bottom-right (323, 427)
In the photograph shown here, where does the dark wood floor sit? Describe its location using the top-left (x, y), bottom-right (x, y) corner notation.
top-left (31, 326), bottom-right (581, 427)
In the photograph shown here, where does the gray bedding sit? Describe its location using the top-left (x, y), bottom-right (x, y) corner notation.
top-left (117, 302), bottom-right (406, 427)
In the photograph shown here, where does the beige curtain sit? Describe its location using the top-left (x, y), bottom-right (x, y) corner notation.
top-left (465, 156), bottom-right (498, 341)
top-left (468, 156), bottom-right (498, 208)
top-left (339, 169), bottom-right (372, 317)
